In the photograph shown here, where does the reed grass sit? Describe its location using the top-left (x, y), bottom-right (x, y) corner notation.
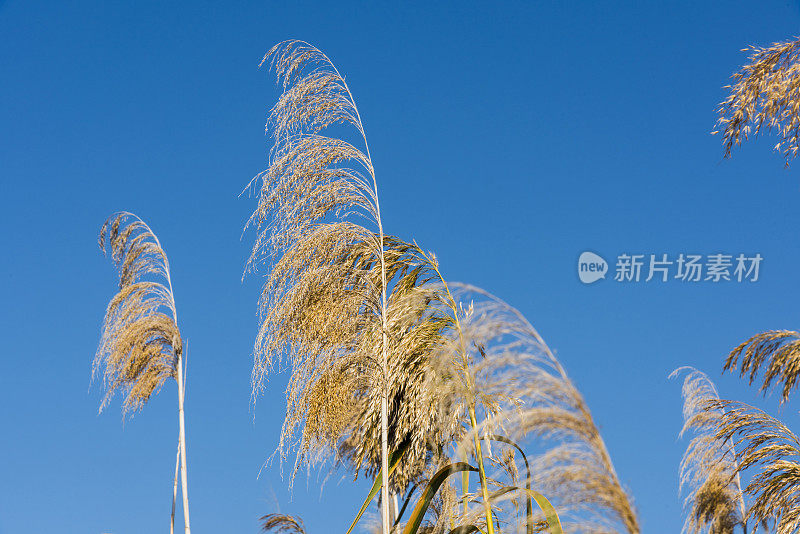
top-left (671, 327), bottom-right (800, 533)
top-left (95, 212), bottom-right (180, 414)
top-left (261, 514), bottom-right (308, 533)
top-left (672, 367), bottom-right (746, 534)
top-left (725, 330), bottom-right (800, 404)
top-left (716, 37), bottom-right (800, 165)
top-left (702, 328), bottom-right (800, 533)
top-left (422, 282), bottom-right (640, 534)
top-left (246, 40), bottom-right (403, 532)
top-left (250, 41), bottom-right (630, 534)
top-left (94, 212), bottom-right (192, 533)
top-left (706, 400), bottom-right (800, 533)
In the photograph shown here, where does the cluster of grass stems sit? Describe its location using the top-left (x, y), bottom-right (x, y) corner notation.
top-left (88, 34), bottom-right (800, 534)
top-left (674, 34), bottom-right (800, 534)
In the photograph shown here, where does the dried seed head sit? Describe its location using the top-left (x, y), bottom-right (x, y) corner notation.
top-left (716, 38), bottom-right (800, 166)
top-left (94, 212), bottom-right (181, 416)
top-left (672, 367), bottom-right (745, 534)
top-left (246, 42), bottom-right (457, 489)
top-left (706, 400), bottom-right (800, 534)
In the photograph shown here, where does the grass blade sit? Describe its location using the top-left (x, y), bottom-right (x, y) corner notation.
top-left (486, 434), bottom-right (533, 533)
top-left (489, 486), bottom-right (563, 534)
top-left (402, 462), bottom-right (478, 534)
top-left (345, 441), bottom-right (410, 534)
top-left (393, 482), bottom-right (419, 528)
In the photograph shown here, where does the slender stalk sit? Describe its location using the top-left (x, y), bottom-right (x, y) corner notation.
top-left (469, 406), bottom-right (495, 534)
top-left (328, 51), bottom-right (391, 534)
top-left (381, 383), bottom-right (389, 533)
top-left (460, 443), bottom-right (469, 518)
top-left (423, 254), bottom-right (495, 533)
top-left (96, 213), bottom-right (191, 533)
top-left (379, 245), bottom-right (390, 534)
top-left (170, 436), bottom-right (180, 534)
top-left (387, 489), bottom-right (398, 531)
top-left (147, 217), bottom-right (188, 534)
top-left (351, 78), bottom-right (390, 534)
top-left (176, 355), bottom-right (191, 534)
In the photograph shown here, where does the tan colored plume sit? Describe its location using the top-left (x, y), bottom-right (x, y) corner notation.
top-left (94, 211), bottom-right (192, 533)
top-left (245, 40), bottom-right (399, 532)
top-left (94, 211), bottom-right (181, 414)
top-left (418, 279), bottom-right (640, 534)
top-left (716, 37), bottom-right (800, 166)
top-left (261, 514), bottom-right (307, 533)
top-left (725, 329), bottom-right (800, 404)
top-left (672, 367), bottom-right (746, 534)
top-left (705, 400), bottom-right (800, 534)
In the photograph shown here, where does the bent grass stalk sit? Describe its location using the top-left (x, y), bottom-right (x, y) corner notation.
top-left (716, 37), bottom-right (800, 166)
top-left (246, 41), bottom-right (392, 531)
top-left (94, 212), bottom-right (191, 533)
top-left (672, 367), bottom-right (746, 534)
top-left (420, 248), bottom-right (495, 533)
top-left (423, 273), bottom-right (639, 533)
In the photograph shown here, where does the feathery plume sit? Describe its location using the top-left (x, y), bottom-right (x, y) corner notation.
top-left (725, 330), bottom-right (800, 404)
top-left (707, 400), bottom-right (800, 533)
top-left (95, 212), bottom-right (180, 414)
top-left (672, 367), bottom-right (746, 534)
top-left (94, 211), bottom-right (192, 533)
top-left (261, 514), bottom-right (307, 534)
top-left (423, 281), bottom-right (639, 534)
top-left (716, 37), bottom-right (800, 166)
top-left (334, 243), bottom-right (460, 491)
top-left (246, 40), bottom-right (396, 532)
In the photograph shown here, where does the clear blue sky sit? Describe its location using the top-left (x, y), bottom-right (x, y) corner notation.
top-left (2, 1), bottom-right (800, 532)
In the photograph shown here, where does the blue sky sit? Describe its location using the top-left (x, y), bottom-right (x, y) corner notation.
top-left (3, 1), bottom-right (800, 532)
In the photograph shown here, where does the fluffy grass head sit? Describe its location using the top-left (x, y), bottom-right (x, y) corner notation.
top-left (261, 514), bottom-right (306, 534)
top-left (246, 41), bottom-right (459, 491)
top-left (93, 212), bottom-right (181, 416)
top-left (425, 283), bottom-right (640, 534)
top-left (716, 38), bottom-right (800, 166)
top-left (672, 367), bottom-right (745, 534)
top-left (725, 329), bottom-right (800, 404)
top-left (244, 40), bottom-right (379, 475)
top-left (246, 39), bottom-right (379, 410)
top-left (336, 245), bottom-right (460, 491)
top-left (258, 230), bottom-right (458, 488)
top-left (244, 40), bottom-right (378, 274)
top-left (707, 400), bottom-right (800, 534)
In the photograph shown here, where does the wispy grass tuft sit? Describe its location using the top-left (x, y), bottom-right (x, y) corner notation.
top-left (419, 279), bottom-right (640, 534)
top-left (94, 211), bottom-right (181, 415)
top-left (245, 40), bottom-right (408, 532)
top-left (716, 37), bottom-right (800, 166)
top-left (94, 211), bottom-right (192, 533)
top-left (725, 329), bottom-right (800, 404)
top-left (707, 400), bottom-right (800, 533)
top-left (672, 367), bottom-right (745, 534)
top-left (261, 514), bottom-right (307, 533)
